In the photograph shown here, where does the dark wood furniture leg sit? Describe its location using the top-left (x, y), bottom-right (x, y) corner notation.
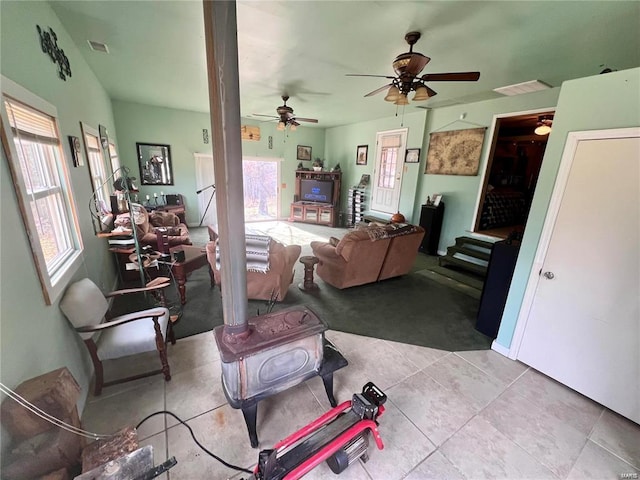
top-left (176, 278), bottom-right (187, 305)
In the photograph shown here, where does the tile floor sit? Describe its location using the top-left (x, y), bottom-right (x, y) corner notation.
top-left (81, 331), bottom-right (640, 480)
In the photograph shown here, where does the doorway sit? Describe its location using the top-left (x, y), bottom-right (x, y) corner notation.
top-left (473, 110), bottom-right (554, 239)
top-left (371, 128), bottom-right (407, 214)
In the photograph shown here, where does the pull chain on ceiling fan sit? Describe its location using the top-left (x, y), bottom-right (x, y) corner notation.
top-left (347, 31), bottom-right (480, 105)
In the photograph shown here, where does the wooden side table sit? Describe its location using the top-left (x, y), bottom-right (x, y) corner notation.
top-left (298, 255), bottom-right (320, 291)
top-left (167, 245), bottom-right (209, 304)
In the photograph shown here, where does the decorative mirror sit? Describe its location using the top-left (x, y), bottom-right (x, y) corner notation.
top-left (136, 142), bottom-right (173, 185)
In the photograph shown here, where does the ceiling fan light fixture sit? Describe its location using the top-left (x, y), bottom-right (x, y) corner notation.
top-left (394, 94), bottom-right (409, 106)
top-left (413, 85), bottom-right (430, 101)
top-left (277, 121), bottom-right (285, 131)
top-left (384, 85), bottom-right (400, 102)
top-left (535, 115), bottom-right (553, 135)
top-left (289, 123), bottom-right (297, 132)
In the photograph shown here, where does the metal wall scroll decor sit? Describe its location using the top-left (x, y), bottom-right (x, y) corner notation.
top-left (36, 26), bottom-right (72, 81)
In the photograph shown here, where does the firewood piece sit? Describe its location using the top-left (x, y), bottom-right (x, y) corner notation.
top-left (1, 367), bottom-right (81, 441)
top-left (2, 411), bottom-right (82, 480)
top-left (39, 468), bottom-right (70, 480)
top-left (81, 426), bottom-right (138, 473)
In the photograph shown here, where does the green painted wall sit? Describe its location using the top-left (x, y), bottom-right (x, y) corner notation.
top-left (112, 100), bottom-right (212, 225)
top-left (1, 1), bottom-right (118, 409)
top-left (324, 111), bottom-right (427, 221)
top-left (496, 67), bottom-right (640, 349)
top-left (111, 104), bottom-right (326, 223)
top-left (415, 89), bottom-right (561, 253)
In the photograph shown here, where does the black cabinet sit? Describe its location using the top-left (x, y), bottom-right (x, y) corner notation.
top-left (476, 239), bottom-right (521, 338)
top-left (418, 203), bottom-right (445, 255)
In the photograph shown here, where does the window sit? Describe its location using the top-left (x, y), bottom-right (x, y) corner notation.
top-left (109, 142), bottom-right (120, 177)
top-left (81, 123), bottom-right (110, 214)
top-left (1, 76), bottom-right (83, 305)
top-left (377, 134), bottom-right (402, 189)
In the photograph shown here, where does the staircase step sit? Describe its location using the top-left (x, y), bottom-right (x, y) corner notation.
top-left (454, 236), bottom-right (494, 250)
top-left (439, 255), bottom-right (488, 277)
top-left (446, 245), bottom-right (492, 261)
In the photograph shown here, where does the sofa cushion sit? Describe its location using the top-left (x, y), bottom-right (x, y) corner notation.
top-left (149, 211), bottom-right (179, 227)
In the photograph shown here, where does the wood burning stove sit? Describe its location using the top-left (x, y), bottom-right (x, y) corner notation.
top-left (214, 305), bottom-right (347, 447)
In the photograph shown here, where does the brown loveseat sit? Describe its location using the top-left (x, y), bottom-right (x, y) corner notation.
top-left (115, 203), bottom-right (191, 248)
top-left (310, 224), bottom-right (425, 289)
top-left (206, 238), bottom-right (301, 301)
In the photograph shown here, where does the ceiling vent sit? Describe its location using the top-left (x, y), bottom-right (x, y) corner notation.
top-left (493, 80), bottom-right (551, 96)
top-left (87, 40), bottom-right (109, 54)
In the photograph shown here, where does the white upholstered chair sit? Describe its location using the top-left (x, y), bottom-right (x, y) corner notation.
top-left (60, 278), bottom-right (175, 395)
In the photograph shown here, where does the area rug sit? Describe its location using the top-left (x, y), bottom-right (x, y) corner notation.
top-left (115, 222), bottom-right (490, 351)
top-left (155, 265), bottom-right (490, 352)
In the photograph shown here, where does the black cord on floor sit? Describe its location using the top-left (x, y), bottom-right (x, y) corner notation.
top-left (136, 410), bottom-right (253, 474)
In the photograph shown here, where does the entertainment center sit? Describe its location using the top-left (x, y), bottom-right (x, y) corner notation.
top-left (290, 170), bottom-right (341, 227)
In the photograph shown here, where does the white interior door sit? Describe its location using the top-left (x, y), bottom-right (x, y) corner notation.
top-left (517, 129), bottom-right (639, 423)
top-left (194, 153), bottom-right (217, 227)
top-left (370, 129), bottom-right (407, 214)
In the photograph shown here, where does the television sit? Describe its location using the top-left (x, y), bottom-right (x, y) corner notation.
top-left (300, 179), bottom-right (334, 204)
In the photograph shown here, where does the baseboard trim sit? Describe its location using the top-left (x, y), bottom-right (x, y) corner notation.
top-left (491, 340), bottom-right (510, 358)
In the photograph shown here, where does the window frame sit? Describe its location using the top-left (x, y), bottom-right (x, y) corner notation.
top-left (80, 122), bottom-right (111, 214)
top-left (1, 76), bottom-right (84, 305)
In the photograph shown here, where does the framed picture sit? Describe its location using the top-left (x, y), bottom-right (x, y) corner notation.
top-left (426, 127), bottom-right (486, 175)
top-left (137, 142), bottom-right (174, 185)
top-left (405, 148), bottom-right (421, 163)
top-left (68, 135), bottom-right (83, 167)
top-left (356, 145), bottom-right (368, 165)
top-left (297, 145), bottom-right (312, 161)
top-left (432, 194), bottom-right (443, 207)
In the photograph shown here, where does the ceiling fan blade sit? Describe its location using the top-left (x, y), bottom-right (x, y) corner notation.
top-left (346, 74), bottom-right (396, 79)
top-left (251, 114), bottom-right (279, 119)
top-left (420, 72), bottom-right (480, 82)
top-left (294, 117), bottom-right (318, 123)
top-left (364, 84), bottom-right (392, 97)
top-left (405, 54), bottom-right (430, 76)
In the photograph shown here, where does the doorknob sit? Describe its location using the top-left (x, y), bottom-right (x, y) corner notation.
top-left (543, 271), bottom-right (555, 279)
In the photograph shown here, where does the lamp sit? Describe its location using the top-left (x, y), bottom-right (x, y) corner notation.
top-left (394, 94), bottom-right (409, 106)
top-left (384, 85), bottom-right (400, 102)
top-left (289, 123), bottom-right (297, 132)
top-left (412, 85), bottom-right (430, 101)
top-left (277, 121), bottom-right (285, 131)
top-left (535, 115), bottom-right (553, 135)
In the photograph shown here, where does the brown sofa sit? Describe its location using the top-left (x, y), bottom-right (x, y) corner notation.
top-left (114, 203), bottom-right (191, 248)
top-left (206, 238), bottom-right (301, 301)
top-left (310, 224), bottom-right (425, 289)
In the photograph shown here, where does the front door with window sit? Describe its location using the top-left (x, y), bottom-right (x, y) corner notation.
top-left (370, 129), bottom-right (407, 214)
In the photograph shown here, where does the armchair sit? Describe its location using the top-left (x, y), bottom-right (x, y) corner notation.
top-left (206, 237), bottom-right (302, 301)
top-left (59, 278), bottom-right (176, 396)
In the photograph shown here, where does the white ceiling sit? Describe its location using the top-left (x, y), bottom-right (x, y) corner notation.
top-left (51, 1), bottom-right (640, 128)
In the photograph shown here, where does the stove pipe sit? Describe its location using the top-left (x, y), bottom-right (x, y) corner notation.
top-left (203, 0), bottom-right (248, 338)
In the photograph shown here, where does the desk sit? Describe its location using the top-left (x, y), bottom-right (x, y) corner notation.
top-left (168, 245), bottom-right (210, 304)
